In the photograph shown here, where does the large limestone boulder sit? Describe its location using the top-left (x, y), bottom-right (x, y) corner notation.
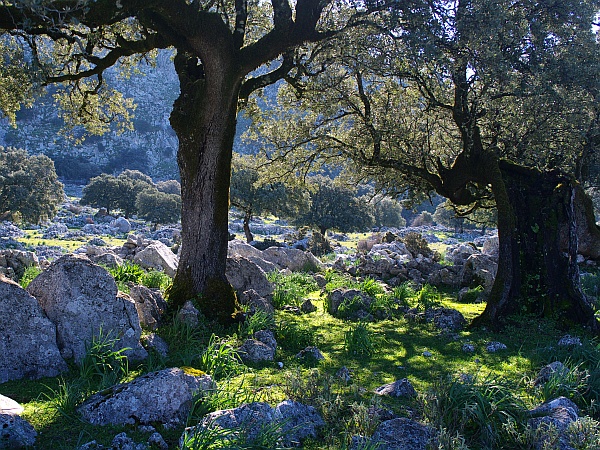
top-left (0, 249), bottom-right (38, 280)
top-left (26, 254), bottom-right (147, 363)
top-left (226, 256), bottom-right (273, 299)
top-left (353, 418), bottom-right (434, 450)
top-left (79, 368), bottom-right (215, 427)
top-left (0, 395), bottom-right (23, 415)
top-left (262, 247), bottom-right (322, 272)
top-left (133, 241), bottom-right (178, 277)
top-left (227, 240), bottom-right (278, 273)
top-left (0, 276), bottom-right (67, 383)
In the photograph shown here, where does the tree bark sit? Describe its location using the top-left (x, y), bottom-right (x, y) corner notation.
top-left (473, 162), bottom-right (599, 332)
top-left (166, 52), bottom-right (242, 324)
top-left (243, 211), bottom-right (254, 243)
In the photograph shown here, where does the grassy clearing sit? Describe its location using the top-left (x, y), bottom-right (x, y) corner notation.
top-left (17, 229), bottom-right (127, 253)
top-left (2, 270), bottom-right (599, 449)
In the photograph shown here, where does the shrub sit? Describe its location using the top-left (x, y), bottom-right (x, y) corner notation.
top-left (238, 309), bottom-right (275, 338)
top-left (411, 211), bottom-right (434, 227)
top-left (269, 272), bottom-right (319, 308)
top-left (391, 282), bottom-right (415, 306)
top-left (402, 232), bottom-right (433, 258)
top-left (79, 329), bottom-right (130, 390)
top-left (359, 277), bottom-right (386, 297)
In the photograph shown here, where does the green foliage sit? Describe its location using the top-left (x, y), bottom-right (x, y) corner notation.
top-left (42, 377), bottom-right (89, 421)
top-left (337, 296), bottom-right (366, 320)
top-left (295, 177), bottom-right (374, 235)
top-left (423, 375), bottom-right (526, 448)
top-left (141, 269), bottom-right (172, 292)
top-left (156, 179), bottom-right (181, 195)
top-left (415, 284), bottom-right (442, 311)
top-left (135, 186), bottom-right (181, 225)
top-left (359, 277), bottom-right (386, 297)
top-left (390, 282), bottom-right (415, 307)
top-left (109, 261), bottom-right (145, 284)
top-left (344, 322), bottom-right (378, 357)
top-left (411, 211), bottom-right (434, 227)
top-left (459, 286), bottom-right (484, 304)
top-left (18, 265), bottom-right (41, 288)
top-left (0, 146), bottom-right (64, 224)
top-left (307, 230), bottom-right (333, 257)
top-left (538, 362), bottom-right (588, 406)
top-left (268, 272), bottom-right (319, 309)
top-left (276, 320), bottom-right (317, 352)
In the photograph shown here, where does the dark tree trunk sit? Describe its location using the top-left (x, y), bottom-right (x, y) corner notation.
top-left (243, 211), bottom-right (254, 243)
top-left (166, 52), bottom-right (242, 324)
top-left (473, 162), bottom-right (599, 332)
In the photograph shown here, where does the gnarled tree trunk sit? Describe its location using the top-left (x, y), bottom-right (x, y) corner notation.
top-left (167, 52), bottom-right (242, 323)
top-left (473, 162), bottom-right (599, 331)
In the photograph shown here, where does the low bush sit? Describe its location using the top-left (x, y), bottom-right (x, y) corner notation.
top-left (276, 320), bottom-right (317, 352)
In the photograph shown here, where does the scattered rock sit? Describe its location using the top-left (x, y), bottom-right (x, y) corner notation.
top-left (422, 351), bottom-right (433, 358)
top-left (460, 254), bottom-right (497, 292)
top-left (535, 361), bottom-right (567, 386)
top-left (486, 341), bottom-right (507, 353)
top-left (337, 366), bottom-right (352, 382)
top-left (111, 217), bottom-right (132, 234)
top-left (140, 333), bottom-right (169, 358)
top-left (558, 335), bottom-right (582, 347)
top-left (78, 368), bottom-right (215, 427)
top-left (239, 289), bottom-right (274, 316)
top-left (0, 414), bottom-right (37, 448)
top-left (528, 397), bottom-right (580, 450)
top-left (185, 400), bottom-right (324, 447)
top-left (0, 275), bottom-right (67, 383)
top-left (296, 346), bottom-right (325, 361)
top-left (111, 432), bottom-right (146, 450)
top-left (262, 247), bottom-right (322, 272)
top-left (352, 418), bottom-right (434, 450)
top-left (313, 273), bottom-right (327, 288)
top-left (128, 284), bottom-right (168, 330)
top-left (0, 395), bottom-right (23, 415)
top-left (176, 301), bottom-right (200, 328)
top-left (227, 240), bottom-right (278, 273)
top-left (26, 254), bottom-right (147, 363)
top-left (133, 241), bottom-right (178, 277)
top-left (462, 343), bottom-right (476, 353)
top-left (226, 256), bottom-right (273, 299)
top-left (282, 305), bottom-right (302, 315)
top-left (147, 432), bottom-right (168, 450)
top-left (239, 338), bottom-right (275, 364)
top-left (0, 249), bottom-right (38, 280)
top-left (301, 299), bottom-right (317, 313)
top-left (254, 330), bottom-right (277, 351)
top-left (375, 379), bottom-right (417, 398)
top-left (424, 307), bottom-right (466, 331)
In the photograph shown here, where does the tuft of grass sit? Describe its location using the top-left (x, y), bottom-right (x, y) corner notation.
top-left (79, 329), bottom-right (130, 390)
top-left (277, 320), bottom-right (317, 352)
top-left (238, 310), bottom-right (275, 338)
top-left (344, 322), bottom-right (378, 358)
top-left (109, 261), bottom-right (145, 284)
top-left (141, 269), bottom-right (172, 292)
top-left (268, 272), bottom-right (319, 308)
top-left (414, 284), bottom-right (442, 311)
top-left (199, 334), bottom-right (245, 380)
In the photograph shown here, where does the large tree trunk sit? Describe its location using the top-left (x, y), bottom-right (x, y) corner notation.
top-left (166, 52), bottom-right (242, 324)
top-left (473, 162), bottom-right (599, 332)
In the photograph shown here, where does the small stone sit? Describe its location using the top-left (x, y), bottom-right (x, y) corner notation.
top-left (422, 351), bottom-right (432, 357)
top-left (462, 343), bottom-right (476, 353)
top-left (147, 432), bottom-right (168, 450)
top-left (486, 341), bottom-right (507, 353)
top-left (374, 378), bottom-right (417, 398)
top-left (277, 361), bottom-right (284, 369)
top-left (296, 346), bottom-right (324, 361)
top-left (558, 335), bottom-right (582, 347)
top-left (300, 299), bottom-right (317, 313)
top-left (337, 366), bottom-right (351, 382)
top-left (0, 395), bottom-right (24, 415)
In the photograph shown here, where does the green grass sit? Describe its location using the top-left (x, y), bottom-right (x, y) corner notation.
top-left (2, 271), bottom-right (600, 449)
top-left (17, 229), bottom-right (127, 252)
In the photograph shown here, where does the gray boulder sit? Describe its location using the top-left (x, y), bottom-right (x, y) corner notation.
top-left (425, 308), bottom-right (466, 332)
top-left (460, 254), bottom-right (497, 292)
top-left (535, 361), bottom-right (568, 386)
top-left (176, 300), bottom-right (200, 327)
top-left (327, 288), bottom-right (371, 316)
top-left (26, 254), bottom-right (147, 363)
top-left (128, 284), bottom-right (168, 330)
top-left (296, 346), bottom-right (325, 361)
top-left (112, 217), bottom-right (132, 234)
top-left (262, 247), bottom-right (322, 272)
top-left (78, 368), bottom-right (215, 427)
top-left (185, 400), bottom-right (324, 447)
top-left (226, 256), bottom-right (273, 299)
top-left (141, 333), bottom-right (169, 358)
top-left (227, 240), bottom-right (278, 273)
top-left (133, 241), bottom-right (178, 277)
top-left (111, 432), bottom-right (146, 450)
top-left (482, 235), bottom-right (499, 257)
top-left (374, 379), bottom-right (417, 398)
top-left (239, 339), bottom-right (276, 364)
top-left (0, 275), bottom-right (67, 383)
top-left (352, 418), bottom-right (434, 450)
top-left (239, 289), bottom-right (274, 316)
top-left (446, 243), bottom-right (479, 265)
top-left (0, 249), bottom-right (38, 280)
top-left (0, 414), bottom-right (37, 448)
top-left (528, 397), bottom-right (580, 450)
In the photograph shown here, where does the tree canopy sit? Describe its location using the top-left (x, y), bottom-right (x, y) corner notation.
top-left (0, 146), bottom-right (64, 224)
